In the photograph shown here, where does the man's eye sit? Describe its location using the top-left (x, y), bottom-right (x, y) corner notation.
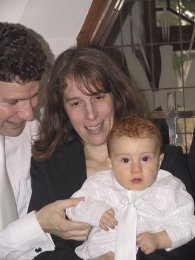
top-left (7, 100), bottom-right (19, 105)
top-left (121, 158), bottom-right (129, 163)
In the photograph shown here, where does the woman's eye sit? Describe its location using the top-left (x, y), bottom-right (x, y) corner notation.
top-left (71, 101), bottom-right (80, 106)
top-left (95, 95), bottom-right (104, 100)
top-left (121, 158), bottom-right (129, 163)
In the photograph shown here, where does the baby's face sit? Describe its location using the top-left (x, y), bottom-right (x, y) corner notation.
top-left (108, 136), bottom-right (164, 191)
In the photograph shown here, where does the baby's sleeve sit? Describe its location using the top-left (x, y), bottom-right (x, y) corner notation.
top-left (163, 177), bottom-right (195, 250)
top-left (66, 174), bottom-right (113, 226)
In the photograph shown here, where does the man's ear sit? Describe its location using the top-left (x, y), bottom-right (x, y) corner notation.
top-left (107, 157), bottom-right (112, 168)
top-left (159, 153), bottom-right (164, 168)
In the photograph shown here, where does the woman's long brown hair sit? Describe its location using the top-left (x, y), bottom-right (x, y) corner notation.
top-left (32, 46), bottom-right (143, 160)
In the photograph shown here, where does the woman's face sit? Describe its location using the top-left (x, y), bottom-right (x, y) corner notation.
top-left (64, 78), bottom-right (114, 146)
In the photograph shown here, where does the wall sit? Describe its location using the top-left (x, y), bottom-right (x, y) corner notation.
top-left (0, 0), bottom-right (92, 57)
top-left (0, 0), bottom-right (92, 119)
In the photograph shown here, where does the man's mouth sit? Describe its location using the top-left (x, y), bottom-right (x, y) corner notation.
top-left (6, 120), bottom-right (24, 129)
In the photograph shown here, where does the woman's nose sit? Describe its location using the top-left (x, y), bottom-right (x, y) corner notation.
top-left (84, 102), bottom-right (97, 120)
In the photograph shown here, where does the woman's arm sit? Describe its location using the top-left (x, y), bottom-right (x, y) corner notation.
top-left (28, 141), bottom-right (90, 259)
top-left (35, 199), bottom-right (91, 241)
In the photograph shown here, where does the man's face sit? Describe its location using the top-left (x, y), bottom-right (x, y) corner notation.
top-left (0, 81), bottom-right (40, 137)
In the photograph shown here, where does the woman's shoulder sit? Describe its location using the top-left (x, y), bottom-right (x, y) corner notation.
top-left (60, 136), bottom-right (83, 151)
top-left (31, 136), bottom-right (85, 169)
top-left (31, 136), bottom-right (86, 188)
top-left (161, 144), bottom-right (195, 200)
top-left (44, 136), bottom-right (84, 161)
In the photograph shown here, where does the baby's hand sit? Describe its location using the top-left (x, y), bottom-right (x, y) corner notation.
top-left (137, 232), bottom-right (159, 255)
top-left (99, 208), bottom-right (118, 231)
top-left (137, 230), bottom-right (171, 254)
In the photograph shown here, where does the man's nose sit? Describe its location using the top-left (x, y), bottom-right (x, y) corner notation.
top-left (17, 100), bottom-right (34, 121)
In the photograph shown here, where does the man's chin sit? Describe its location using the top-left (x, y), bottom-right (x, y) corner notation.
top-left (1, 123), bottom-right (26, 137)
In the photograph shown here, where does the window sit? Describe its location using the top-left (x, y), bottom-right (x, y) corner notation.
top-left (77, 0), bottom-right (195, 153)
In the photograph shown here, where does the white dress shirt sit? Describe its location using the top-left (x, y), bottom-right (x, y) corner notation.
top-left (0, 120), bottom-right (54, 259)
top-left (67, 169), bottom-right (195, 259)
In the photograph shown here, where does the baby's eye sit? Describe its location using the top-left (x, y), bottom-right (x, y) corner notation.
top-left (121, 157), bottom-right (129, 163)
top-left (142, 156), bottom-right (150, 162)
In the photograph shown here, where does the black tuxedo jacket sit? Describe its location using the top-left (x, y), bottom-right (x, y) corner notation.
top-left (29, 137), bottom-right (195, 260)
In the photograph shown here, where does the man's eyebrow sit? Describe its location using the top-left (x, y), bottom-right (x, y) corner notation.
top-left (0, 91), bottom-right (39, 102)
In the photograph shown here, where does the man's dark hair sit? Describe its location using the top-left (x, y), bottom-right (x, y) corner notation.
top-left (0, 22), bottom-right (47, 83)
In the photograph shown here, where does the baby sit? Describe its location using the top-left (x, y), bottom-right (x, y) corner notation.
top-left (67, 117), bottom-right (195, 260)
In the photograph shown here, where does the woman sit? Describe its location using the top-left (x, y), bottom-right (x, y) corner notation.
top-left (29, 46), bottom-right (195, 259)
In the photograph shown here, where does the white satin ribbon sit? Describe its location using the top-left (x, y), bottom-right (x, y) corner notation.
top-left (0, 135), bottom-right (18, 228)
top-left (115, 191), bottom-right (137, 260)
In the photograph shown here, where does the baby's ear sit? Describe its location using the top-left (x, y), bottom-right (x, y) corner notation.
top-left (159, 153), bottom-right (164, 168)
top-left (106, 157), bottom-right (112, 169)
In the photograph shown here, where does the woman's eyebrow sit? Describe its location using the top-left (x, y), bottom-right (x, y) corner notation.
top-left (64, 96), bottom-right (80, 102)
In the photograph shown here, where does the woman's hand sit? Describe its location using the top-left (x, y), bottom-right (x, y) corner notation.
top-left (35, 198), bottom-right (91, 241)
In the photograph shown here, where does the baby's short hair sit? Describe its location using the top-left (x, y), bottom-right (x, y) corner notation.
top-left (108, 116), bottom-right (163, 155)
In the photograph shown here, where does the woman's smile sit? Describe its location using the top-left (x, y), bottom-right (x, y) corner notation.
top-left (85, 122), bottom-right (103, 134)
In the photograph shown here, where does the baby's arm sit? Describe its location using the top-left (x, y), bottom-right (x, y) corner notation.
top-left (137, 231), bottom-right (172, 255)
top-left (67, 173), bottom-right (117, 227)
top-left (99, 208), bottom-right (118, 231)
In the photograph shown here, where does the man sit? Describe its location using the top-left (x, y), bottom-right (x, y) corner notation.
top-left (0, 22), bottom-right (89, 259)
